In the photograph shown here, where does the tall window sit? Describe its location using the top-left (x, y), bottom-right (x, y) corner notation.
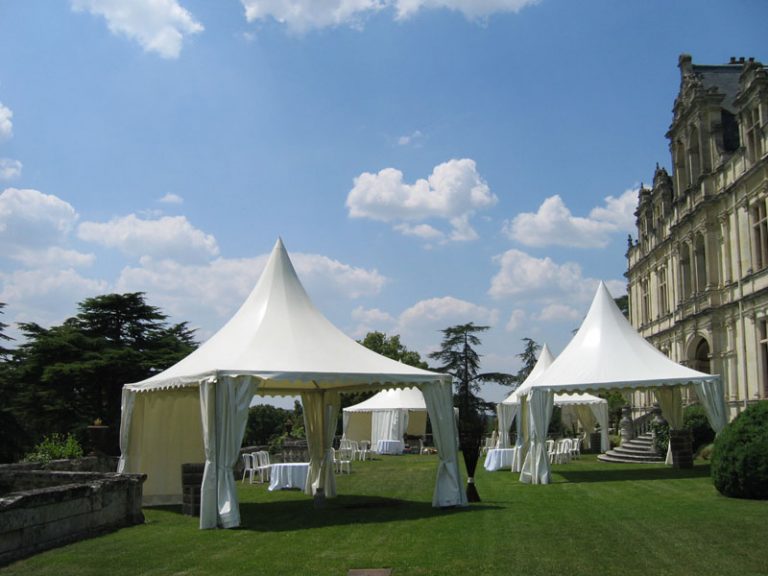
top-left (675, 141), bottom-right (688, 192)
top-left (689, 126), bottom-right (701, 182)
top-left (695, 234), bottom-right (707, 291)
top-left (680, 243), bottom-right (693, 298)
top-left (640, 277), bottom-right (651, 324)
top-left (745, 107), bottom-right (763, 164)
top-left (751, 201), bottom-right (768, 271)
top-left (658, 267), bottom-right (669, 316)
top-left (760, 321), bottom-right (768, 398)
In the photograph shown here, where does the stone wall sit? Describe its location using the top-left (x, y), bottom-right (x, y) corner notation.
top-left (0, 460), bottom-right (146, 566)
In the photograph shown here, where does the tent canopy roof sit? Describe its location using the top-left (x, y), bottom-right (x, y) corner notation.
top-left (126, 239), bottom-right (448, 393)
top-left (501, 344), bottom-right (554, 405)
top-left (343, 387), bottom-right (427, 412)
top-left (530, 282), bottom-right (717, 394)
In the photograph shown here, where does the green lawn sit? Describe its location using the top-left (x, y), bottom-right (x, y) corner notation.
top-left (3, 454), bottom-right (767, 576)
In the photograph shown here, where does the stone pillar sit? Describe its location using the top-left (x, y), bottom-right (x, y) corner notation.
top-left (619, 406), bottom-right (635, 446)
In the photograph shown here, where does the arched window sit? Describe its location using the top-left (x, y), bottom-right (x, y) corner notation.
top-left (692, 338), bottom-right (711, 374)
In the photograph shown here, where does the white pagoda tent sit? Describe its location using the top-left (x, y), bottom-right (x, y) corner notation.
top-left (118, 239), bottom-right (466, 529)
top-left (343, 387), bottom-right (429, 449)
top-left (497, 345), bottom-right (609, 472)
top-left (519, 282), bottom-right (726, 484)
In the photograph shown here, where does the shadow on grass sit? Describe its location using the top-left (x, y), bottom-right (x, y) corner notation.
top-left (557, 463), bottom-right (711, 483)
top-left (236, 495), bottom-right (500, 531)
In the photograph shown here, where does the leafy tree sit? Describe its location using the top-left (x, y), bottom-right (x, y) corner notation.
top-left (513, 337), bottom-right (540, 386)
top-left (342, 331), bottom-right (429, 409)
top-left (429, 323), bottom-right (512, 502)
top-left (0, 302), bottom-right (27, 463)
top-left (614, 295), bottom-right (629, 318)
top-left (11, 293), bottom-right (196, 456)
top-left (244, 404), bottom-right (293, 446)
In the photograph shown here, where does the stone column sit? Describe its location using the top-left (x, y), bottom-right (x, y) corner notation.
top-left (619, 406), bottom-right (635, 446)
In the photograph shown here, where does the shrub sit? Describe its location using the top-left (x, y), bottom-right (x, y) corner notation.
top-left (650, 419), bottom-right (669, 455)
top-left (711, 401), bottom-right (768, 500)
top-left (23, 433), bottom-right (84, 463)
top-left (684, 404), bottom-right (715, 452)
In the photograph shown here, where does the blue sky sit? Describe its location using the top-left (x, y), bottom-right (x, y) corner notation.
top-left (1, 0), bottom-right (765, 406)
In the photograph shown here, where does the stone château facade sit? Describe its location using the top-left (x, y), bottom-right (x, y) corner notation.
top-left (626, 54), bottom-right (768, 420)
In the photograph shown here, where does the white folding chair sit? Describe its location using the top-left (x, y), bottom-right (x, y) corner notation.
top-left (334, 447), bottom-right (352, 474)
top-left (357, 440), bottom-right (370, 461)
top-left (570, 436), bottom-right (582, 459)
top-left (254, 451), bottom-right (271, 483)
top-left (546, 439), bottom-right (556, 463)
top-left (241, 453), bottom-right (255, 483)
top-left (555, 439), bottom-right (572, 464)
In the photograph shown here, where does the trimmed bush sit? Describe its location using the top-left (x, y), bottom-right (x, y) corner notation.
top-left (711, 401), bottom-right (768, 500)
top-left (684, 404), bottom-right (715, 452)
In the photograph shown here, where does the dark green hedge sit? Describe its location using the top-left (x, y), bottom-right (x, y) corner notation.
top-left (711, 401), bottom-right (768, 500)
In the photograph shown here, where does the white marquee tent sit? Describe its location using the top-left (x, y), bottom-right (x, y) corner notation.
top-left (118, 239), bottom-right (466, 529)
top-left (519, 282), bottom-right (727, 485)
top-left (342, 387), bottom-right (429, 449)
top-left (497, 345), bottom-right (609, 472)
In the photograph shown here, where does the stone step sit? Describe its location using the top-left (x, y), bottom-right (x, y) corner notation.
top-left (597, 453), bottom-right (664, 464)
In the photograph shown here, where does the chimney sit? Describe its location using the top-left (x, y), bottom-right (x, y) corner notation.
top-left (679, 53), bottom-right (693, 76)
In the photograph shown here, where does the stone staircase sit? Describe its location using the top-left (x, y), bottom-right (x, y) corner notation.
top-left (597, 432), bottom-right (664, 464)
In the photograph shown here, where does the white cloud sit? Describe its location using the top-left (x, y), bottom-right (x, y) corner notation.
top-left (350, 305), bottom-right (396, 337)
top-left (0, 268), bottom-right (109, 335)
top-left (489, 248), bottom-right (595, 300)
top-left (394, 0), bottom-right (540, 20)
top-left (588, 187), bottom-right (639, 231)
top-left (0, 102), bottom-right (13, 141)
top-left (393, 222), bottom-right (444, 240)
top-left (347, 158), bottom-right (496, 242)
top-left (505, 308), bottom-right (526, 332)
top-left (71, 0), bottom-right (204, 59)
top-left (0, 188), bottom-right (79, 250)
top-left (0, 159), bottom-right (22, 181)
top-left (291, 252), bottom-right (388, 299)
top-left (77, 214), bottom-right (219, 263)
top-left (13, 247), bottom-right (95, 269)
top-left (158, 193), bottom-right (184, 204)
top-left (399, 296), bottom-right (498, 331)
top-left (503, 189), bottom-right (639, 248)
top-left (398, 130), bottom-right (424, 147)
top-left (239, 0), bottom-right (538, 32)
top-left (241, 0), bottom-right (384, 33)
top-left (536, 302), bottom-right (581, 322)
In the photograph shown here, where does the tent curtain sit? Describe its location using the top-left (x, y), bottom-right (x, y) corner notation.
top-left (199, 376), bottom-right (255, 530)
top-left (421, 380), bottom-right (467, 508)
top-left (589, 402), bottom-right (610, 452)
top-left (372, 409), bottom-right (409, 446)
top-left (301, 390), bottom-right (340, 498)
top-left (341, 411), bottom-right (350, 439)
top-left (496, 404), bottom-right (517, 449)
top-left (572, 404), bottom-right (596, 445)
top-left (519, 388), bottom-right (553, 485)
top-left (116, 388), bottom-right (136, 474)
top-left (693, 379), bottom-right (727, 434)
top-left (654, 387), bottom-right (684, 465)
top-left (512, 399), bottom-right (527, 473)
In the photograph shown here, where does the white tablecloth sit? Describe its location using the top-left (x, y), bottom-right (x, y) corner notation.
top-left (483, 448), bottom-right (518, 472)
top-left (268, 462), bottom-right (309, 491)
top-left (376, 439), bottom-right (404, 455)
